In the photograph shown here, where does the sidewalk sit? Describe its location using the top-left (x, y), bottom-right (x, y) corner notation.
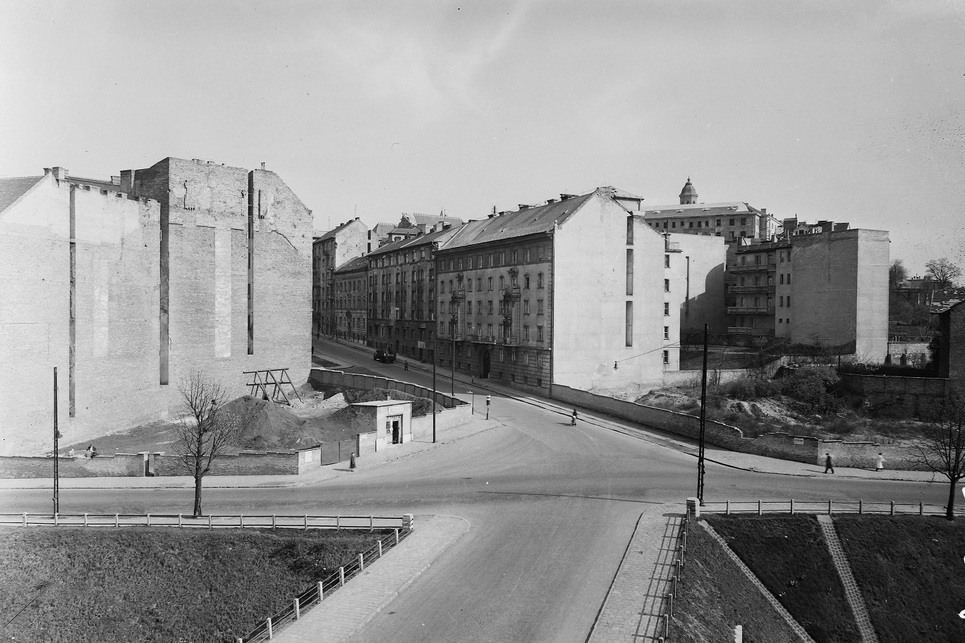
top-left (271, 514), bottom-right (470, 643)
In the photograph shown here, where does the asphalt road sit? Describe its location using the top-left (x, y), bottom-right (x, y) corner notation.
top-left (0, 343), bottom-right (948, 642)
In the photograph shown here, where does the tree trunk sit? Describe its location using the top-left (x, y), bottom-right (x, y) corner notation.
top-left (947, 479), bottom-right (957, 521)
top-left (193, 475), bottom-right (204, 517)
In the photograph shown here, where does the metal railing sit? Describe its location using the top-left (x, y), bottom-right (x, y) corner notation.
top-left (0, 513), bottom-right (411, 531)
top-left (657, 513), bottom-right (689, 642)
top-left (242, 522), bottom-right (414, 642)
top-left (697, 500), bottom-right (962, 517)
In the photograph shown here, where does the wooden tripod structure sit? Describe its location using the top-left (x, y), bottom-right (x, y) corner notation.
top-left (243, 368), bottom-right (302, 406)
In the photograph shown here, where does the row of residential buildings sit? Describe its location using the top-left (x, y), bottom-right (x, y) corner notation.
top-left (314, 179), bottom-right (891, 395)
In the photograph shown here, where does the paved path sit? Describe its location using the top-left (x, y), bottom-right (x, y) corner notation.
top-left (271, 514), bottom-right (470, 643)
top-left (816, 515), bottom-right (880, 643)
top-left (588, 504), bottom-right (683, 642)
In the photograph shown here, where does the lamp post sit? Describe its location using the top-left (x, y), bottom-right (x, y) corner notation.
top-left (52, 366), bottom-right (60, 516)
top-left (431, 327), bottom-right (437, 444)
top-left (450, 313), bottom-right (458, 397)
top-left (697, 324), bottom-right (709, 505)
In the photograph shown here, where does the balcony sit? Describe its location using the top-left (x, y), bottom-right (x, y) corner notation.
top-left (727, 264), bottom-right (769, 273)
top-left (728, 285), bottom-right (775, 294)
top-left (726, 306), bottom-right (774, 315)
top-left (501, 336), bottom-right (519, 346)
top-left (728, 326), bottom-right (775, 336)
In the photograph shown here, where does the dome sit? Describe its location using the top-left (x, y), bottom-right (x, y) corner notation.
top-left (679, 178), bottom-right (698, 205)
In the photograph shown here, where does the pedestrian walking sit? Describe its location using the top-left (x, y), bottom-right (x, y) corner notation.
top-left (349, 452), bottom-right (356, 471)
top-left (875, 453), bottom-right (885, 472)
top-left (404, 360), bottom-right (409, 371)
top-left (824, 452), bottom-right (834, 474)
top-left (571, 409), bottom-right (578, 426)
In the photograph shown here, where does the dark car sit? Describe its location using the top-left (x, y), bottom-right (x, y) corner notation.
top-left (374, 350), bottom-right (396, 363)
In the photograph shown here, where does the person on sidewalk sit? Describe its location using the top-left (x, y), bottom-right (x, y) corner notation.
top-left (349, 452), bottom-right (357, 471)
top-left (824, 452), bottom-right (834, 474)
top-left (875, 453), bottom-right (885, 472)
top-left (571, 409), bottom-right (578, 426)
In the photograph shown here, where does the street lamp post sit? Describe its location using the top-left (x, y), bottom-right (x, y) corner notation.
top-left (697, 324), bottom-right (709, 504)
top-left (52, 366), bottom-right (59, 516)
top-left (450, 313), bottom-right (458, 397)
top-left (432, 327), bottom-right (437, 444)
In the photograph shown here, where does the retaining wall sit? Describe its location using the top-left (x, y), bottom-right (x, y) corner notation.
top-left (308, 368), bottom-right (464, 409)
top-left (0, 454), bottom-right (145, 479)
top-left (838, 372), bottom-right (949, 416)
top-left (411, 405), bottom-right (473, 441)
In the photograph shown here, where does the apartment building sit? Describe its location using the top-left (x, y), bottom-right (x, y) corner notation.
top-left (313, 218), bottom-right (368, 337)
top-left (332, 255), bottom-right (369, 345)
top-left (433, 187), bottom-right (690, 395)
top-left (367, 226), bottom-right (460, 361)
top-left (727, 220), bottom-right (889, 358)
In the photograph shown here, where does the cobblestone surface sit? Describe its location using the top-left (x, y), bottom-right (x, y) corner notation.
top-left (816, 514), bottom-right (880, 643)
top-left (588, 504), bottom-right (683, 643)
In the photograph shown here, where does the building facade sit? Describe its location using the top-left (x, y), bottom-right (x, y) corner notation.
top-left (0, 158), bottom-right (313, 455)
top-left (313, 218), bottom-right (368, 338)
top-left (332, 255), bottom-right (369, 345)
top-left (434, 187), bottom-right (685, 395)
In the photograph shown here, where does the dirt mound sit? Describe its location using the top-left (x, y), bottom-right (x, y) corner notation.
top-left (219, 395), bottom-right (322, 451)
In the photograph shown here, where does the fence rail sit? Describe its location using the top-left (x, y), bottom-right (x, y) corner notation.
top-left (242, 524), bottom-right (413, 643)
top-left (0, 513), bottom-right (410, 531)
top-left (697, 500), bottom-right (962, 517)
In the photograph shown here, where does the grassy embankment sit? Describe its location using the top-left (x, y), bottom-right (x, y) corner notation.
top-left (674, 514), bottom-right (965, 643)
top-left (0, 527), bottom-right (388, 643)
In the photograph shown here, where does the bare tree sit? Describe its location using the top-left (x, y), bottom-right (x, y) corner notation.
top-left (889, 259), bottom-right (908, 290)
top-left (925, 258), bottom-right (962, 291)
top-left (915, 402), bottom-right (965, 520)
top-left (175, 371), bottom-right (239, 517)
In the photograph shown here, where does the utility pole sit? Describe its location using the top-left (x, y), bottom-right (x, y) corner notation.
top-left (697, 324), bottom-right (708, 504)
top-left (53, 367), bottom-right (60, 516)
top-left (432, 328), bottom-right (437, 443)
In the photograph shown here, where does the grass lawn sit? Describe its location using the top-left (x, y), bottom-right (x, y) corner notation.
top-left (677, 515), bottom-right (965, 643)
top-left (0, 527), bottom-right (389, 643)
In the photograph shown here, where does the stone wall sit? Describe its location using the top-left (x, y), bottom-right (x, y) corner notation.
top-left (0, 454), bottom-right (145, 479)
top-left (152, 452), bottom-right (300, 476)
top-left (308, 368), bottom-right (465, 409)
top-left (838, 372), bottom-right (949, 416)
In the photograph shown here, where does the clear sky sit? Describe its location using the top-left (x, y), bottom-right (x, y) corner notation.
top-left (2, 0), bottom-right (963, 276)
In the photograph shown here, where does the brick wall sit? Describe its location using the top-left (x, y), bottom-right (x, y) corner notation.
top-left (0, 454), bottom-right (144, 478)
top-left (838, 372), bottom-right (949, 416)
top-left (153, 452), bottom-right (299, 476)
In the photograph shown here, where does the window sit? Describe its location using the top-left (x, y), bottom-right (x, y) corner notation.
top-left (477, 299), bottom-right (482, 313)
top-left (458, 258), bottom-right (463, 270)
top-left (468, 257), bottom-right (473, 269)
top-left (779, 296), bottom-right (784, 307)
top-left (664, 302), bottom-right (670, 316)
top-left (523, 325), bottom-right (530, 341)
top-left (662, 350), bottom-right (669, 364)
top-left (512, 250), bottom-right (518, 263)
top-left (523, 352), bottom-right (529, 365)
top-left (697, 221), bottom-right (702, 228)
top-left (688, 221), bottom-right (694, 228)
top-left (524, 249), bottom-right (530, 262)
top-left (488, 300), bottom-right (494, 315)
top-left (729, 218), bottom-right (735, 225)
top-left (499, 251), bottom-right (505, 266)
top-left (537, 353), bottom-right (544, 367)
top-left (499, 276), bottom-right (505, 289)
top-left (498, 348), bottom-right (504, 362)
top-left (477, 278), bottom-right (482, 291)
top-left (664, 254), bottom-right (670, 268)
top-left (537, 299), bottom-right (544, 315)
top-left (487, 323), bottom-right (493, 337)
top-left (779, 274), bottom-right (784, 285)
top-left (468, 280), bottom-right (473, 292)
top-left (787, 273), bottom-right (791, 284)
top-left (715, 218), bottom-right (721, 226)
top-left (664, 326), bottom-right (669, 340)
top-left (524, 275), bottom-right (530, 289)
top-left (672, 222), bottom-right (676, 229)
top-left (488, 254), bottom-right (494, 267)
top-left (537, 273), bottom-right (544, 288)
top-left (626, 249), bottom-right (634, 296)
top-left (449, 259), bottom-right (454, 271)
top-left (537, 326), bottom-right (544, 342)
top-left (787, 296), bottom-right (791, 308)
top-left (779, 251), bottom-right (784, 262)
top-left (664, 278), bottom-right (670, 293)
top-left (626, 217), bottom-right (634, 245)
top-left (740, 217), bottom-right (747, 225)
top-left (488, 277), bottom-right (493, 291)
top-left (524, 299), bottom-right (530, 315)
top-left (466, 300), bottom-right (472, 314)
top-left (625, 301), bottom-right (633, 347)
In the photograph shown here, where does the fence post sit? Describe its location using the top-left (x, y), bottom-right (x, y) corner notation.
top-left (305, 515), bottom-right (309, 530)
top-left (272, 515), bottom-right (276, 529)
top-left (146, 514), bottom-right (151, 527)
top-left (672, 576), bottom-right (677, 599)
top-left (403, 513), bottom-right (414, 531)
top-left (317, 581), bottom-right (324, 603)
top-left (920, 502), bottom-right (923, 516)
top-left (115, 513), bottom-right (119, 528)
top-left (394, 528), bottom-right (399, 545)
top-left (339, 567), bottom-right (345, 587)
top-left (726, 499), bottom-right (730, 515)
top-left (240, 515), bottom-right (244, 529)
top-left (667, 592), bottom-right (673, 617)
top-left (22, 513), bottom-right (26, 527)
top-left (266, 617), bottom-right (272, 639)
top-left (370, 515), bottom-right (374, 531)
top-left (336, 515), bottom-right (340, 531)
top-left (294, 597), bottom-right (300, 620)
top-left (54, 513), bottom-right (58, 527)
top-left (378, 540), bottom-right (383, 558)
top-left (208, 515), bottom-right (212, 529)
top-left (828, 500), bottom-right (832, 515)
top-left (178, 514), bottom-right (182, 528)
top-left (663, 613), bottom-right (669, 637)
top-left (790, 499), bottom-right (794, 515)
top-left (859, 500), bottom-right (863, 515)
top-left (757, 500), bottom-right (762, 516)
top-left (359, 553), bottom-right (364, 571)
top-left (84, 513), bottom-right (88, 527)
top-left (890, 501), bottom-right (895, 516)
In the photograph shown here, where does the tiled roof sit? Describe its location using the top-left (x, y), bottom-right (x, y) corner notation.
top-left (643, 202), bottom-right (760, 217)
top-left (437, 192), bottom-right (595, 251)
top-left (334, 255), bottom-right (370, 273)
top-left (411, 212), bottom-right (463, 226)
top-left (932, 299), bottom-right (964, 315)
top-left (367, 226), bottom-right (459, 257)
top-left (0, 176), bottom-right (43, 214)
top-left (317, 218), bottom-right (364, 242)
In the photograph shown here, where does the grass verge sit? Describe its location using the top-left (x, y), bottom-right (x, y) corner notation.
top-left (0, 527), bottom-right (388, 643)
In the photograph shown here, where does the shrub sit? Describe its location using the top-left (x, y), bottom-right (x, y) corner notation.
top-left (781, 366), bottom-right (840, 414)
top-left (719, 376), bottom-right (781, 400)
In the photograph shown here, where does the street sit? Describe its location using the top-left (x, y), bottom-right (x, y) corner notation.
top-left (0, 341), bottom-right (947, 642)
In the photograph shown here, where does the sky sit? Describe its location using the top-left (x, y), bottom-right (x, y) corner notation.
top-left (2, 0), bottom-right (964, 276)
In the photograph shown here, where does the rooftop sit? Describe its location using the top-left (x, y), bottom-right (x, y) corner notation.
top-left (0, 175), bottom-right (42, 214)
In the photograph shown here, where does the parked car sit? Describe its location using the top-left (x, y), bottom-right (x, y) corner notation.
top-left (374, 350), bottom-right (396, 363)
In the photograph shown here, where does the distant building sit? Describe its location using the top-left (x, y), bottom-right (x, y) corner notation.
top-left (642, 179), bottom-right (780, 243)
top-left (0, 158), bottom-right (312, 455)
top-left (934, 299), bottom-right (965, 401)
top-left (332, 255), bottom-right (369, 345)
top-left (384, 212), bottom-right (464, 245)
top-left (433, 187), bottom-right (697, 394)
top-left (313, 218), bottom-right (368, 338)
top-left (726, 219), bottom-right (889, 358)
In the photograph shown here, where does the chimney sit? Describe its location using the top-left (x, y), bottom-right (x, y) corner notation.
top-left (44, 167), bottom-right (68, 182)
top-left (260, 162), bottom-right (266, 170)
